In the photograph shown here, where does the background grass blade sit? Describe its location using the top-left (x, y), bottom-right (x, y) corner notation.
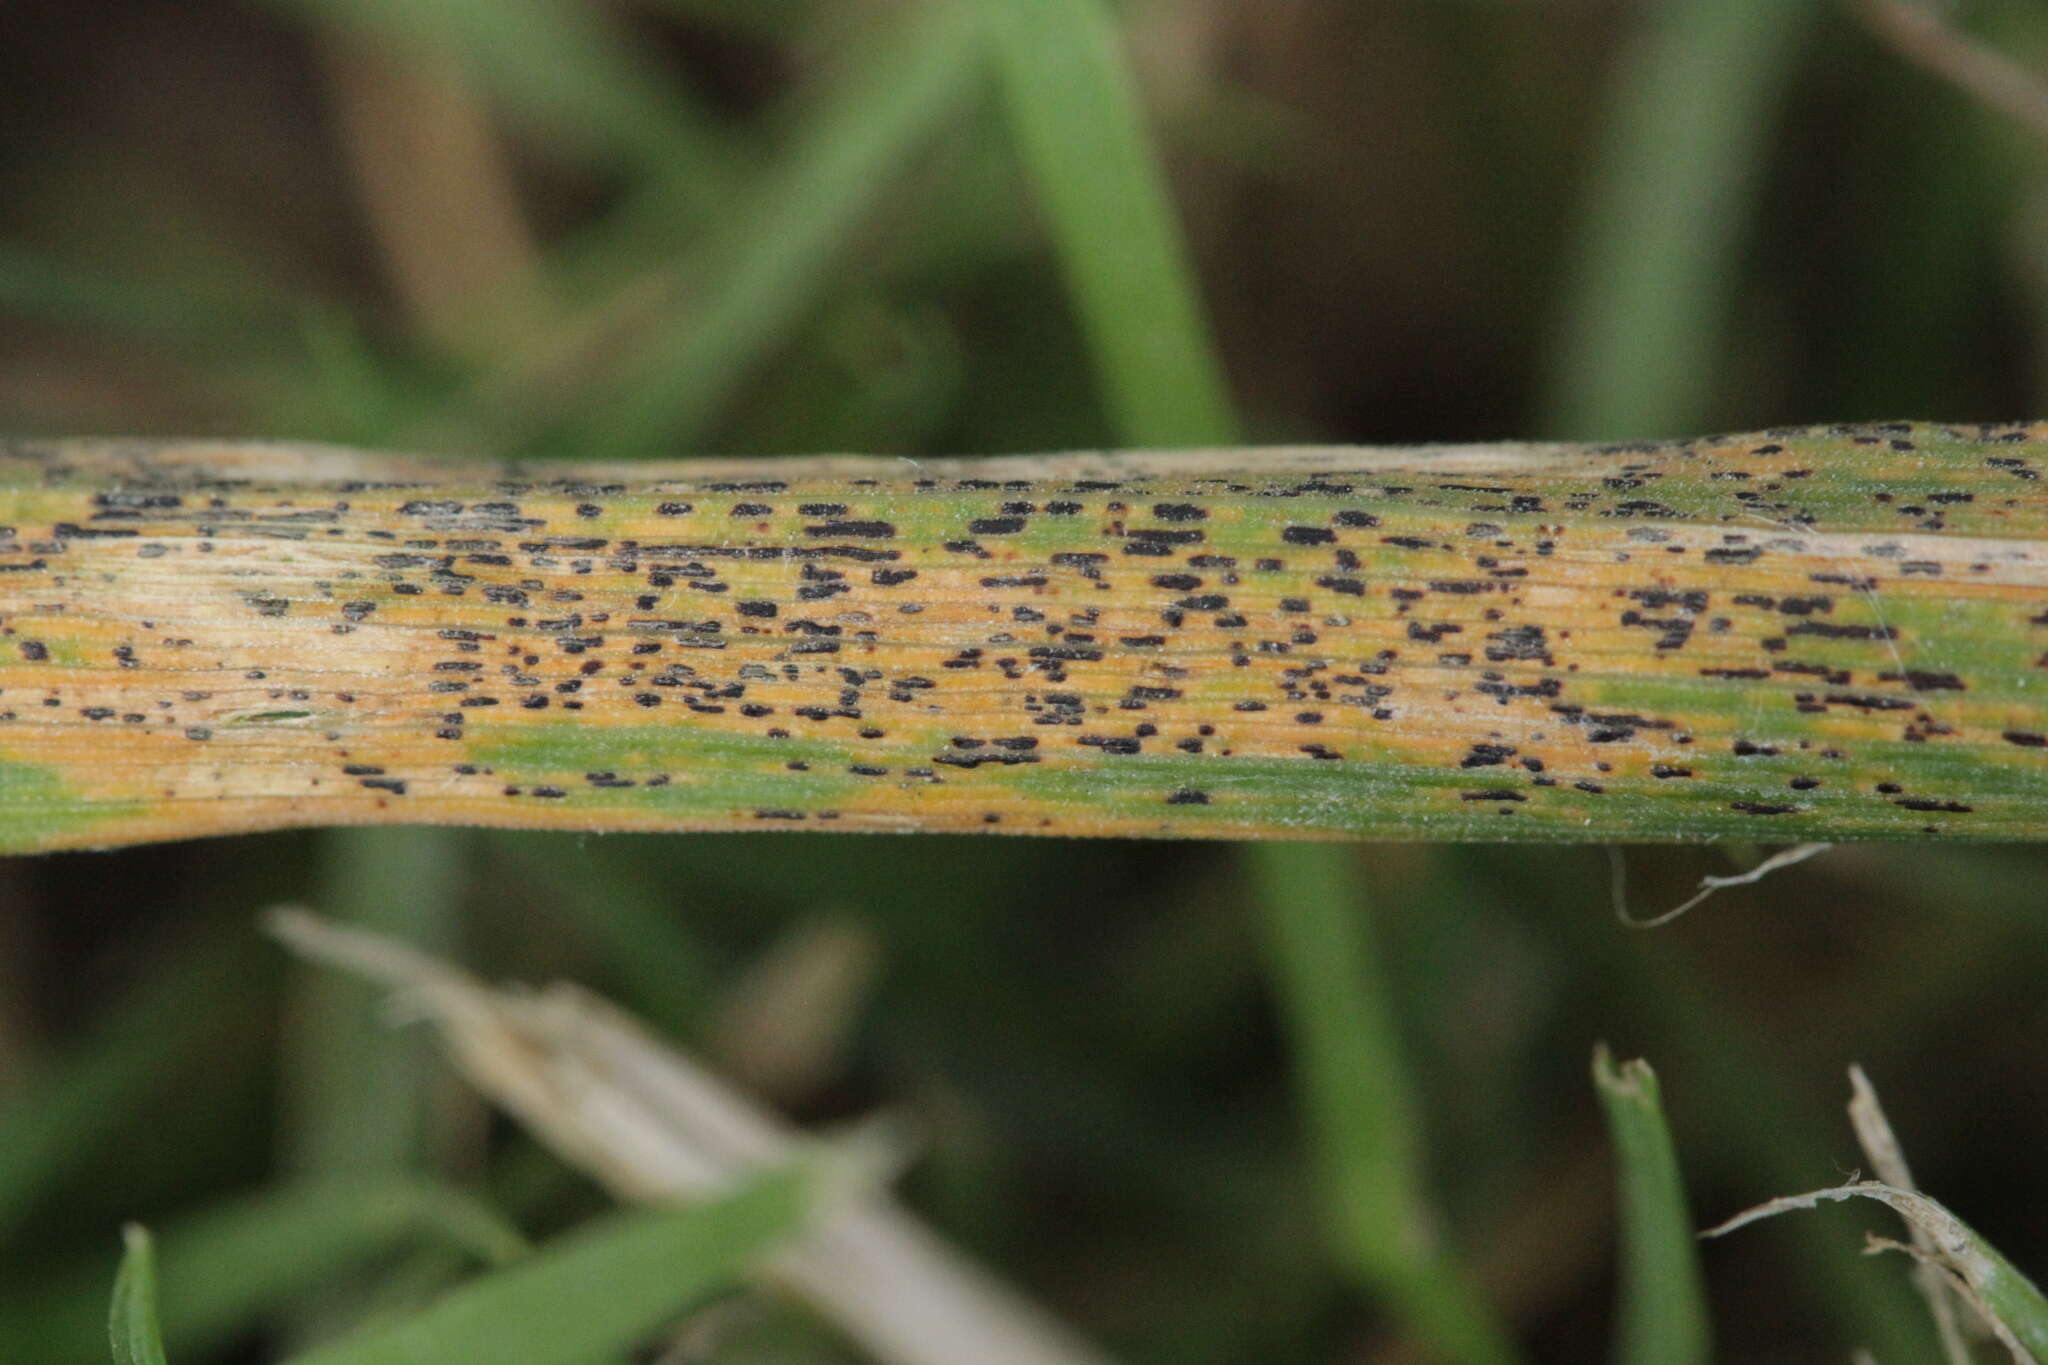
top-left (1960, 1225), bottom-right (2048, 1357)
top-left (1252, 845), bottom-right (1520, 1365)
top-left (1591, 1047), bottom-right (1712, 1365)
top-left (562, 2), bottom-right (982, 455)
top-left (109, 1225), bottom-right (170, 1365)
top-left (984, 0), bottom-right (1238, 447)
top-left (283, 1171), bottom-right (807, 1365)
top-left (285, 829), bottom-right (466, 1180)
top-left (0, 1179), bottom-right (527, 1365)
top-left (279, 833), bottom-right (472, 1343)
top-left (1545, 0), bottom-right (1814, 440)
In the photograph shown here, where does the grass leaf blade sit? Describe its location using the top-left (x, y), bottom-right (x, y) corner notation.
top-left (569, 3), bottom-right (982, 454)
top-left (283, 1171), bottom-right (808, 1365)
top-left (1546, 0), bottom-right (1813, 440)
top-left (985, 0), bottom-right (1237, 447)
top-left (1251, 845), bottom-right (1521, 1365)
top-left (108, 1225), bottom-right (170, 1365)
top-left (0, 1179), bottom-right (525, 1363)
top-left (1591, 1047), bottom-right (1712, 1365)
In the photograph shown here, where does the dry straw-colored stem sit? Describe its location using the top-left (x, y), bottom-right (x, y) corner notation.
top-left (0, 423), bottom-right (2044, 852)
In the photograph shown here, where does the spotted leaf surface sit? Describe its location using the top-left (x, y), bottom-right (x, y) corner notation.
top-left (0, 425), bottom-right (2044, 852)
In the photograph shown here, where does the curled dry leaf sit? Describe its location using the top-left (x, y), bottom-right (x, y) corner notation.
top-left (1703, 1179), bottom-right (2048, 1363)
top-left (1846, 1065), bottom-right (1970, 1364)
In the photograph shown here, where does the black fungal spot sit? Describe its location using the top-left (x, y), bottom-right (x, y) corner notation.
top-left (1881, 670), bottom-right (1964, 692)
top-left (1483, 624), bottom-right (1551, 663)
top-left (1789, 621), bottom-right (1896, 641)
top-left (1165, 788), bottom-right (1211, 805)
top-left (1823, 692), bottom-right (1916, 712)
top-left (806, 520), bottom-right (895, 538)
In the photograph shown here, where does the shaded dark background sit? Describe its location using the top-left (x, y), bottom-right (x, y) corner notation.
top-left (0, 1), bottom-right (2045, 1361)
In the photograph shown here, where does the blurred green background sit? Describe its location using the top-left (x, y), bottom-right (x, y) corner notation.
top-left (1, 0), bottom-right (2047, 1360)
